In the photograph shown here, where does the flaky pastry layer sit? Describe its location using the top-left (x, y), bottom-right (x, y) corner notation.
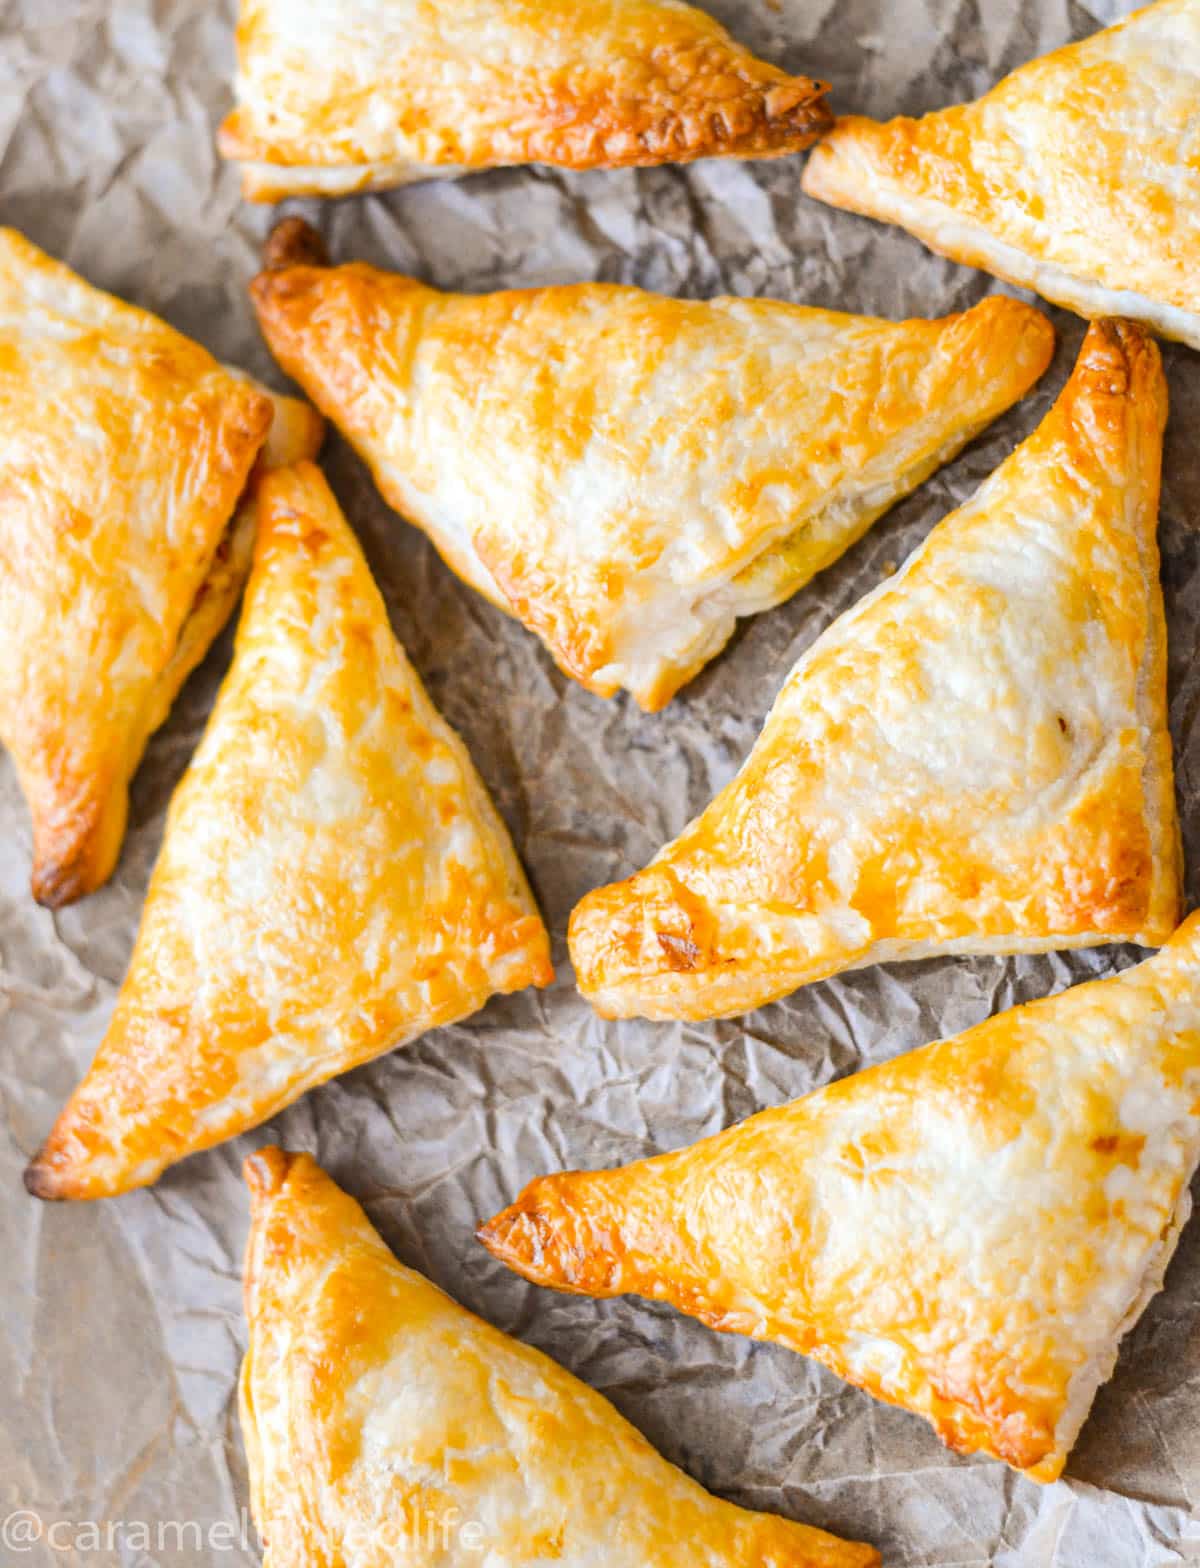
top-left (802, 0), bottom-right (1200, 349)
top-left (252, 221), bottom-right (1054, 709)
top-left (219, 0), bottom-right (831, 198)
top-left (241, 1147), bottom-right (879, 1567)
top-left (0, 228), bottom-right (283, 905)
top-left (24, 463), bottom-right (550, 1201)
top-left (484, 912), bottom-right (1200, 1481)
top-left (568, 320), bottom-right (1181, 1018)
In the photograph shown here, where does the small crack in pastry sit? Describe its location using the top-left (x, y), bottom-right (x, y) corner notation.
top-left (802, 0), bottom-right (1200, 350)
top-left (240, 1146), bottom-right (880, 1568)
top-left (219, 0), bottom-right (832, 200)
top-left (24, 462), bottom-right (551, 1201)
top-left (568, 319), bottom-right (1182, 1019)
top-left (252, 218), bottom-right (1055, 710)
top-left (482, 910), bottom-right (1200, 1482)
top-left (0, 228), bottom-right (321, 907)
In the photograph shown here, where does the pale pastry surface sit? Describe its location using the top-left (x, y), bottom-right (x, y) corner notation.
top-left (0, 227), bottom-right (277, 905)
top-left (568, 320), bottom-right (1181, 1018)
top-left (219, 0), bottom-right (831, 198)
top-left (484, 911), bottom-right (1200, 1482)
top-left (253, 250), bottom-right (1054, 709)
top-left (240, 1147), bottom-right (880, 1567)
top-left (24, 463), bottom-right (551, 1201)
top-left (802, 0), bottom-right (1200, 349)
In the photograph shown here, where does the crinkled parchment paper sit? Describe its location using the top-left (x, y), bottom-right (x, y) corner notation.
top-left (2, 2), bottom-right (1200, 1564)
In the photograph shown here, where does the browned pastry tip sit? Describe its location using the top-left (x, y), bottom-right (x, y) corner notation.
top-left (22, 1132), bottom-right (103, 1200)
top-left (478, 1174), bottom-right (624, 1295)
top-left (251, 221), bottom-right (334, 326)
top-left (730, 76), bottom-right (833, 150)
top-left (1057, 317), bottom-right (1166, 470)
top-left (262, 216), bottom-right (330, 274)
top-left (31, 853), bottom-right (93, 911)
top-left (475, 1198), bottom-right (531, 1264)
top-left (1081, 315), bottom-right (1161, 394)
top-left (1075, 315), bottom-right (1154, 381)
top-left (22, 1156), bottom-right (63, 1201)
top-left (30, 817), bottom-right (117, 907)
top-left (23, 1131), bottom-right (109, 1201)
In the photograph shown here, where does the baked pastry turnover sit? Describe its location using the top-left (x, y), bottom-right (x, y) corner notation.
top-left (483, 911), bottom-right (1200, 1482)
top-left (802, 0), bottom-right (1200, 350)
top-left (219, 0), bottom-right (832, 200)
top-left (0, 227), bottom-right (321, 907)
top-left (253, 218), bottom-right (1054, 709)
top-left (569, 319), bottom-right (1181, 1019)
top-left (241, 1147), bottom-right (879, 1567)
top-left (24, 464), bottom-right (551, 1201)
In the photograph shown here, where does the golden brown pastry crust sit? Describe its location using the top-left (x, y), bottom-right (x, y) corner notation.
top-left (568, 320), bottom-right (1181, 1019)
top-left (0, 228), bottom-right (284, 906)
top-left (483, 911), bottom-right (1200, 1482)
top-left (147, 380), bottom-right (326, 781)
top-left (241, 1147), bottom-right (880, 1568)
top-left (24, 463), bottom-right (550, 1201)
top-left (219, 0), bottom-right (831, 199)
top-left (252, 223), bottom-right (1054, 709)
top-left (802, 0), bottom-right (1200, 349)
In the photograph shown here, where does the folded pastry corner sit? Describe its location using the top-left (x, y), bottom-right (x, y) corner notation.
top-left (240, 1147), bottom-right (880, 1568)
top-left (219, 0), bottom-right (832, 200)
top-left (802, 0), bottom-right (1200, 349)
top-left (252, 218), bottom-right (1054, 710)
top-left (24, 461), bottom-right (550, 1201)
top-left (0, 228), bottom-right (304, 905)
top-left (569, 318), bottom-right (1181, 1019)
top-left (483, 909), bottom-right (1200, 1482)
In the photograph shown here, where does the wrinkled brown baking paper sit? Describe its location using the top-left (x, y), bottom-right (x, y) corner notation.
top-left (2, 1), bottom-right (1199, 1564)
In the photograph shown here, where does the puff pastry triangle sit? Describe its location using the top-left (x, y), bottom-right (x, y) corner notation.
top-left (0, 227), bottom-right (322, 906)
top-left (24, 463), bottom-right (551, 1201)
top-left (484, 911), bottom-right (1200, 1481)
top-left (253, 217), bottom-right (1054, 710)
top-left (219, 0), bottom-right (832, 200)
top-left (803, 0), bottom-right (1200, 349)
top-left (569, 319), bottom-right (1181, 1020)
top-left (241, 1147), bottom-right (880, 1567)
